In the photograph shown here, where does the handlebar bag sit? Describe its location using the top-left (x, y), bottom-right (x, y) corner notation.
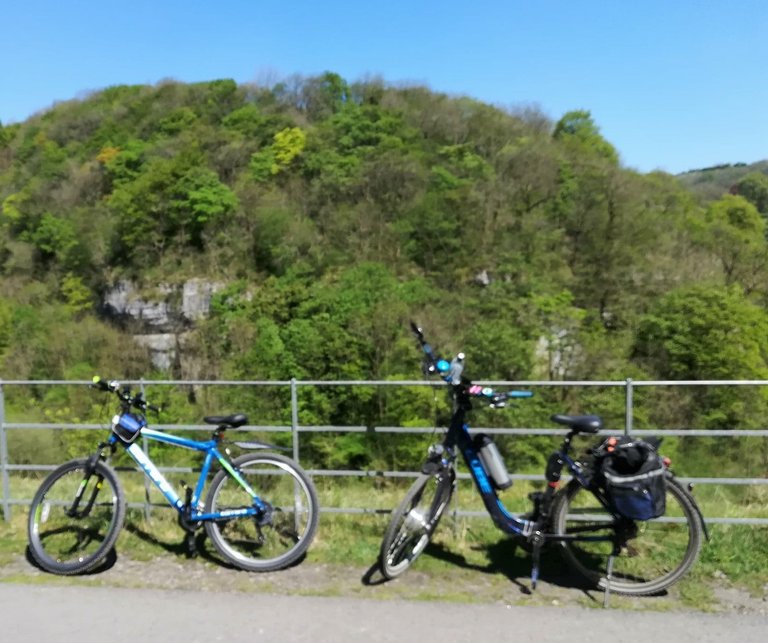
top-left (112, 412), bottom-right (147, 444)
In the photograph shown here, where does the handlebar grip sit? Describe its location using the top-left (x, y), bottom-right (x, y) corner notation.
top-left (507, 390), bottom-right (533, 399)
top-left (91, 376), bottom-right (118, 392)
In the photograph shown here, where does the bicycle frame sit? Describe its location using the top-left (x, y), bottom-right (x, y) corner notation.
top-left (440, 387), bottom-right (613, 546)
top-left (442, 403), bottom-right (534, 538)
top-left (111, 428), bottom-right (267, 522)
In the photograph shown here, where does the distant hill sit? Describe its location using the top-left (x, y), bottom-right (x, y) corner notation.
top-left (676, 160), bottom-right (768, 202)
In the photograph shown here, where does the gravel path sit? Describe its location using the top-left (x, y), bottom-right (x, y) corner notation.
top-left (1, 583), bottom-right (766, 643)
top-left (2, 547), bottom-right (767, 612)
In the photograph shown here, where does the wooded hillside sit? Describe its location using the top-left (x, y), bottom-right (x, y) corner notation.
top-left (1, 73), bottom-right (767, 471)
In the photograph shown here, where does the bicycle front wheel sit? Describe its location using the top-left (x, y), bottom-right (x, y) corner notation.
top-left (204, 453), bottom-right (319, 572)
top-left (27, 458), bottom-right (125, 575)
top-left (551, 476), bottom-right (704, 595)
top-left (379, 470), bottom-right (454, 580)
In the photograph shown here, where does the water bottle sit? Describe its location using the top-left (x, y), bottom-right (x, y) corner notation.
top-left (474, 433), bottom-right (513, 490)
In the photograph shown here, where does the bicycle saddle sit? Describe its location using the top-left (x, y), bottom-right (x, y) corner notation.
top-left (550, 414), bottom-right (603, 434)
top-left (203, 413), bottom-right (249, 428)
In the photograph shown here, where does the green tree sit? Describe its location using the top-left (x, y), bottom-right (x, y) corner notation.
top-left (634, 284), bottom-right (768, 430)
top-left (27, 212), bottom-right (83, 271)
top-left (698, 194), bottom-right (768, 291)
top-left (0, 298), bottom-right (12, 355)
top-left (735, 171), bottom-right (768, 215)
top-left (553, 110), bottom-right (619, 164)
top-left (109, 156), bottom-right (238, 261)
top-left (171, 167), bottom-right (239, 246)
top-left (249, 127), bottom-right (306, 182)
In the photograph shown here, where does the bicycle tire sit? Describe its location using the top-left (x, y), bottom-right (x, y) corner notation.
top-left (27, 458), bottom-right (125, 575)
top-left (379, 470), bottom-right (454, 580)
top-left (551, 475), bottom-right (704, 595)
top-left (204, 453), bottom-right (319, 572)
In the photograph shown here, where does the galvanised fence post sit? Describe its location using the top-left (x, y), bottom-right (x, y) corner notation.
top-left (0, 382), bottom-right (9, 521)
top-left (291, 378), bottom-right (299, 463)
top-left (290, 378), bottom-right (301, 532)
top-left (625, 378), bottom-right (634, 435)
top-left (139, 379), bottom-right (152, 520)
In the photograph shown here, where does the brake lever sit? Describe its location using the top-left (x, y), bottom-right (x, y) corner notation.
top-left (489, 395), bottom-right (507, 409)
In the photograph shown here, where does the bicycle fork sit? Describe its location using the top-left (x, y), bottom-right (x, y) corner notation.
top-left (66, 448), bottom-right (111, 519)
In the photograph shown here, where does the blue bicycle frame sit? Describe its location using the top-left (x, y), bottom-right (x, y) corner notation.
top-left (112, 428), bottom-right (268, 521)
top-left (436, 382), bottom-right (618, 589)
top-left (446, 404), bottom-right (596, 537)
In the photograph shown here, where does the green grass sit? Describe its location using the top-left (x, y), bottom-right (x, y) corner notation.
top-left (2, 471), bottom-right (766, 608)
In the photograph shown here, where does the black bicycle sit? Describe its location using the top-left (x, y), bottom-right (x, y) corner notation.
top-left (379, 323), bottom-right (707, 597)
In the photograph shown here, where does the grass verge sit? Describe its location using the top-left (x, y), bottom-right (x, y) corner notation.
top-left (2, 496), bottom-right (766, 613)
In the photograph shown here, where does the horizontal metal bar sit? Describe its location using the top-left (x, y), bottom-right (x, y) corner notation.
top-left (372, 427), bottom-right (768, 437)
top-left (294, 426), bottom-right (368, 433)
top-left (629, 429), bottom-right (768, 437)
top-left (10, 423), bottom-right (767, 437)
top-left (6, 461), bottom-right (765, 486)
top-left (2, 423), bottom-right (294, 432)
top-left (0, 380), bottom-right (293, 386)
top-left (675, 477), bottom-right (768, 485)
top-left (6, 499), bottom-right (766, 525)
top-left (306, 469), bottom-right (420, 478)
top-left (6, 378), bottom-right (768, 387)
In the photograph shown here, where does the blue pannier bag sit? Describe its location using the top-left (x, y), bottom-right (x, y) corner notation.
top-left (599, 437), bottom-right (666, 521)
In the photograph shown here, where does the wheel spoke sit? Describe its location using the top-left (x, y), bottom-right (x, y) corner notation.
top-left (379, 472), bottom-right (453, 579)
top-left (204, 454), bottom-right (318, 572)
top-left (553, 478), bottom-right (703, 595)
top-left (27, 460), bottom-right (125, 575)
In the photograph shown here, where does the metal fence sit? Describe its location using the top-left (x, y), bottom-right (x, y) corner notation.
top-left (1, 378), bottom-right (767, 526)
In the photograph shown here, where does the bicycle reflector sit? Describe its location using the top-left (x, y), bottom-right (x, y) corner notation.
top-left (112, 412), bottom-right (147, 443)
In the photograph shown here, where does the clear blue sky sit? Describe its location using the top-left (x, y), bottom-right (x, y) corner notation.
top-left (2, 0), bottom-right (766, 174)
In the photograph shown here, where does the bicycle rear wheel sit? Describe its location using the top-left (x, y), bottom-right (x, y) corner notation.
top-left (204, 453), bottom-right (319, 572)
top-left (379, 470), bottom-right (454, 580)
top-left (27, 458), bottom-right (125, 575)
top-left (551, 476), bottom-right (704, 595)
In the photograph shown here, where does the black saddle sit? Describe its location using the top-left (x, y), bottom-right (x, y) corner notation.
top-left (203, 413), bottom-right (248, 428)
top-left (551, 414), bottom-right (603, 434)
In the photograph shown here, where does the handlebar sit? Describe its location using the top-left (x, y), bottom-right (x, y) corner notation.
top-left (410, 322), bottom-right (532, 407)
top-left (91, 376), bottom-right (161, 414)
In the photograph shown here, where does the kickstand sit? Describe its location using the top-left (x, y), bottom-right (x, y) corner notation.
top-left (603, 552), bottom-right (616, 608)
top-left (530, 531), bottom-right (543, 592)
top-left (183, 530), bottom-right (198, 558)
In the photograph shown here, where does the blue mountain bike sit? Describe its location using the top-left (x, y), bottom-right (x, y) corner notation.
top-left (379, 324), bottom-right (705, 597)
top-left (27, 378), bottom-right (319, 575)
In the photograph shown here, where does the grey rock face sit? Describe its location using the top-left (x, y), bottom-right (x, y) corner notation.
top-left (182, 279), bottom-right (222, 321)
top-left (133, 334), bottom-right (178, 371)
top-left (103, 281), bottom-right (175, 330)
top-left (102, 279), bottom-right (223, 370)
